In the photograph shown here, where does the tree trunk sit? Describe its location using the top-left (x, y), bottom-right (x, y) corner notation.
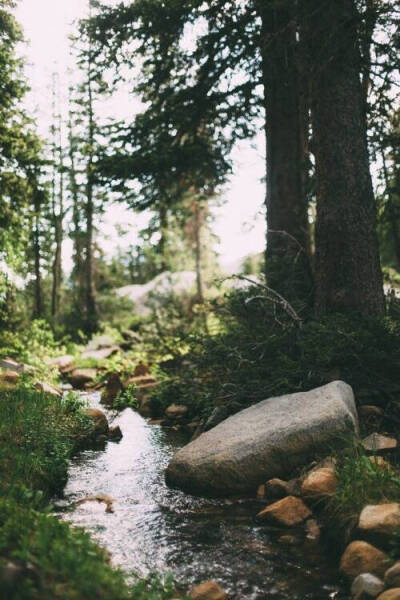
top-left (32, 188), bottom-right (43, 319)
top-left (258, 0), bottom-right (312, 306)
top-left (302, 0), bottom-right (384, 316)
top-left (158, 200), bottom-right (168, 272)
top-left (83, 19), bottom-right (99, 336)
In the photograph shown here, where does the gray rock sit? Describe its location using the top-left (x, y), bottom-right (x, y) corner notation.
top-left (166, 381), bottom-right (358, 496)
top-left (81, 346), bottom-right (119, 360)
top-left (351, 573), bottom-right (384, 599)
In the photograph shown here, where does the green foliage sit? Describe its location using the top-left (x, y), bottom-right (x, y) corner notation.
top-left (330, 440), bottom-right (400, 526)
top-left (0, 388), bottom-right (91, 497)
top-left (113, 384), bottom-right (139, 410)
top-left (0, 497), bottom-right (133, 600)
top-left (151, 288), bottom-right (400, 419)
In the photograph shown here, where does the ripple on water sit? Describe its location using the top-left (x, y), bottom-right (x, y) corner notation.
top-left (57, 392), bottom-right (350, 600)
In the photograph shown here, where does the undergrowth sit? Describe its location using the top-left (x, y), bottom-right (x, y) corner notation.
top-left (0, 387), bottom-right (180, 599)
top-left (330, 441), bottom-right (400, 525)
top-left (151, 288), bottom-right (400, 421)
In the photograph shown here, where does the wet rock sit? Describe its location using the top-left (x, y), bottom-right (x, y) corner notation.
top-left (166, 381), bottom-right (358, 496)
top-left (264, 478), bottom-right (290, 499)
top-left (385, 563), bottom-right (400, 588)
top-left (69, 368), bottom-right (97, 389)
top-left (362, 433), bottom-right (397, 454)
top-left (301, 467), bottom-right (337, 499)
top-left (351, 573), bottom-right (384, 599)
top-left (84, 408), bottom-right (109, 437)
top-left (34, 381), bottom-right (62, 398)
top-left (109, 425), bottom-right (123, 441)
top-left (165, 404), bottom-right (189, 419)
top-left (189, 580), bottom-right (228, 600)
top-left (137, 394), bottom-right (155, 417)
top-left (256, 496), bottom-right (312, 527)
top-left (377, 590), bottom-right (400, 600)
top-left (340, 541), bottom-right (391, 578)
top-left (101, 373), bottom-right (124, 406)
top-left (278, 534), bottom-right (302, 546)
top-left (359, 504), bottom-right (400, 538)
top-left (48, 354), bottom-right (75, 372)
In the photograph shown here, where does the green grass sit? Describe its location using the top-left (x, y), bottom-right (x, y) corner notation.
top-left (0, 387), bottom-right (180, 599)
top-left (329, 441), bottom-right (400, 525)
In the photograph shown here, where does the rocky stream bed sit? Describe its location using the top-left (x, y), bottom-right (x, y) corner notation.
top-left (55, 391), bottom-right (350, 600)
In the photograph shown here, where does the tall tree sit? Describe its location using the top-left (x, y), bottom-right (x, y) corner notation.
top-left (302, 0), bottom-right (385, 316)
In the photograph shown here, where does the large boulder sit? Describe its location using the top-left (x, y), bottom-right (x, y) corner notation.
top-left (166, 381), bottom-right (358, 496)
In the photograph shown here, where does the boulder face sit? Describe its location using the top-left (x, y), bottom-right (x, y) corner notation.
top-left (166, 381), bottom-right (358, 496)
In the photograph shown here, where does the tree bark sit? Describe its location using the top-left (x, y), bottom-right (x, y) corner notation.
top-left (83, 19), bottom-right (99, 336)
top-left (302, 0), bottom-right (384, 316)
top-left (258, 0), bottom-right (312, 306)
top-left (32, 187), bottom-right (43, 319)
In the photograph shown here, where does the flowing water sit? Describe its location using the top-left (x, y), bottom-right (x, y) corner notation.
top-left (57, 392), bottom-right (349, 600)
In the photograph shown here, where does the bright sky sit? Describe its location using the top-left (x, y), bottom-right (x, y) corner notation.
top-left (15, 0), bottom-right (266, 271)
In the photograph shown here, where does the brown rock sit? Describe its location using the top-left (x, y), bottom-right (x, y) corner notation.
top-left (69, 368), bottom-right (97, 389)
top-left (165, 404), bottom-right (189, 419)
top-left (370, 456), bottom-right (392, 470)
top-left (264, 478), bottom-right (290, 499)
top-left (362, 433), bottom-right (397, 453)
top-left (340, 541), bottom-right (391, 578)
top-left (0, 370), bottom-right (19, 384)
top-left (189, 581), bottom-right (228, 600)
top-left (256, 496), bottom-right (312, 527)
top-left (359, 504), bottom-right (400, 538)
top-left (84, 408), bottom-right (109, 436)
top-left (101, 373), bottom-right (124, 406)
top-left (377, 590), bottom-right (400, 600)
top-left (301, 467), bottom-right (337, 498)
top-left (385, 563), bottom-right (400, 588)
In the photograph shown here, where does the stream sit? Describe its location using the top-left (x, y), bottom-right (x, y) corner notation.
top-left (57, 392), bottom-right (350, 600)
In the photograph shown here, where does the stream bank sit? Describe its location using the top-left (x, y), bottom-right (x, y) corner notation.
top-left (58, 392), bottom-right (349, 600)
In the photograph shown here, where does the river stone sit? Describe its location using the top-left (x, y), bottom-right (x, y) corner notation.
top-left (301, 467), bottom-right (337, 499)
top-left (359, 504), bottom-right (400, 538)
top-left (84, 408), bottom-right (109, 437)
top-left (340, 541), bottom-right (391, 578)
top-left (351, 573), bottom-right (384, 599)
top-left (385, 563), bottom-right (400, 588)
top-left (34, 381), bottom-right (62, 398)
top-left (69, 368), bottom-right (97, 389)
top-left (362, 433), bottom-right (397, 453)
top-left (189, 581), bottom-right (228, 600)
top-left (377, 590), bottom-right (400, 600)
top-left (166, 381), bottom-right (358, 496)
top-left (257, 496), bottom-right (312, 527)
